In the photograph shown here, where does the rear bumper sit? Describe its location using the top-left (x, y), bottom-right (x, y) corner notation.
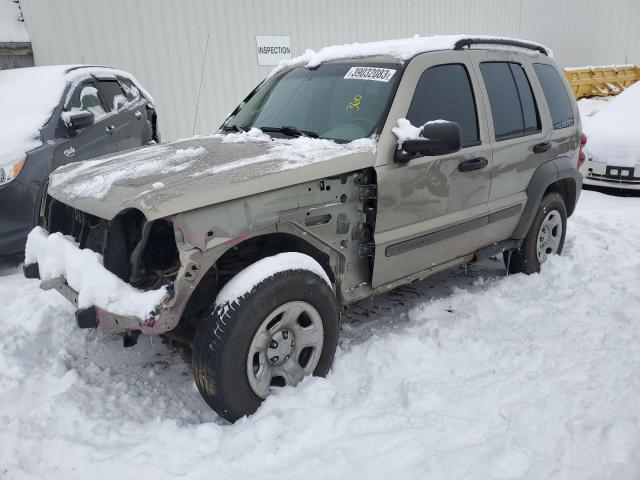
top-left (0, 180), bottom-right (37, 255)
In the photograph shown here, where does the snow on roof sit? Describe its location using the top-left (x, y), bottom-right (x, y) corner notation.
top-left (270, 34), bottom-right (551, 77)
top-left (582, 82), bottom-right (640, 167)
top-left (0, 65), bottom-right (151, 160)
top-left (0, 0), bottom-right (29, 43)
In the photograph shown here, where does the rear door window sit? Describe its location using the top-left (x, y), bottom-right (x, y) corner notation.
top-left (480, 62), bottom-right (541, 141)
top-left (406, 63), bottom-right (479, 147)
top-left (510, 64), bottom-right (540, 134)
top-left (95, 80), bottom-right (128, 112)
top-left (533, 63), bottom-right (575, 129)
top-left (119, 77), bottom-right (143, 102)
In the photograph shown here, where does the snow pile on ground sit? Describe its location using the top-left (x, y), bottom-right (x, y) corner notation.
top-left (2, 190), bottom-right (639, 479)
top-left (24, 226), bottom-right (166, 319)
top-left (577, 96), bottom-right (612, 120)
top-left (581, 82), bottom-right (640, 167)
top-left (271, 35), bottom-right (550, 76)
top-left (215, 253), bottom-right (331, 316)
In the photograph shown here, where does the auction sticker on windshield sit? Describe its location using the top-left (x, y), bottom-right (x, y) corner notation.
top-left (344, 67), bottom-right (396, 82)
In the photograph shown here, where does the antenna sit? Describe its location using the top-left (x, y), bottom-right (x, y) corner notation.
top-left (193, 32), bottom-right (211, 136)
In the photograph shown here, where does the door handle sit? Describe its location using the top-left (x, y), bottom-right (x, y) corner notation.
top-left (458, 157), bottom-right (488, 172)
top-left (106, 125), bottom-right (115, 133)
top-left (134, 110), bottom-right (142, 119)
top-left (533, 141), bottom-right (551, 154)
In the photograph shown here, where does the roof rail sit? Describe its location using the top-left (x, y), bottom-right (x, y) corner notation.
top-left (453, 38), bottom-right (548, 56)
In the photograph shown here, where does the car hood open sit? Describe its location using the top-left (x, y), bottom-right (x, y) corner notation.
top-left (47, 133), bottom-right (377, 220)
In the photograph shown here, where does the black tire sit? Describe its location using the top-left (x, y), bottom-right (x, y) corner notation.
top-left (192, 266), bottom-right (339, 422)
top-left (504, 192), bottom-right (567, 274)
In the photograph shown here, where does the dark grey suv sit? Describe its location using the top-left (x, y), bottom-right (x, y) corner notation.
top-left (0, 65), bottom-right (158, 255)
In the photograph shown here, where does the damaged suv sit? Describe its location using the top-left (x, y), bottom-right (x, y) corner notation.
top-left (24, 35), bottom-right (583, 422)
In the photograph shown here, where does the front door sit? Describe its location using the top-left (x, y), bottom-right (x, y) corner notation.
top-left (372, 52), bottom-right (492, 288)
top-left (51, 80), bottom-right (119, 170)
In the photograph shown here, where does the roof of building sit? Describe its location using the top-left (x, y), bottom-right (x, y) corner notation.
top-left (0, 0), bottom-right (29, 44)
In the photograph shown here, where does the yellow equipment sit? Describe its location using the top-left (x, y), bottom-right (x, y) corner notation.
top-left (564, 65), bottom-right (640, 99)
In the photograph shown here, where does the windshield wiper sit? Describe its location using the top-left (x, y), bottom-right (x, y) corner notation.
top-left (261, 126), bottom-right (319, 138)
top-left (221, 124), bottom-right (249, 133)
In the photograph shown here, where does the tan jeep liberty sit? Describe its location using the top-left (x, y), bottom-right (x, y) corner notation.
top-left (24, 36), bottom-right (583, 422)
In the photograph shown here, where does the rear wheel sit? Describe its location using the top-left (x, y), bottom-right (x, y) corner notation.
top-left (505, 192), bottom-right (567, 274)
top-left (192, 258), bottom-right (339, 422)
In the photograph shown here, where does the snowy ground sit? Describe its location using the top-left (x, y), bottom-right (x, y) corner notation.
top-left (1, 190), bottom-right (639, 479)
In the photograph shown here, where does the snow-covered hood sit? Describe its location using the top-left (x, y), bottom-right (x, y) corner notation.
top-left (48, 130), bottom-right (377, 220)
top-left (582, 82), bottom-right (640, 167)
top-left (0, 66), bottom-right (69, 160)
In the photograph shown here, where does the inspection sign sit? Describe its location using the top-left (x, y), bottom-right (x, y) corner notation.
top-left (256, 35), bottom-right (292, 66)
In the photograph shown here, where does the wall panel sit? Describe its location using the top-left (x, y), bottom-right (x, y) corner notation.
top-left (20, 0), bottom-right (640, 140)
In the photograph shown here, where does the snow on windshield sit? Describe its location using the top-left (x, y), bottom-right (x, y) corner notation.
top-left (581, 82), bottom-right (640, 167)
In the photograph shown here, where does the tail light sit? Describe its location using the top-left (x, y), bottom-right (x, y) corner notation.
top-left (577, 133), bottom-right (587, 169)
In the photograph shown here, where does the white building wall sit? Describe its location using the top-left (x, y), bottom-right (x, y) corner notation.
top-left (21, 0), bottom-right (640, 141)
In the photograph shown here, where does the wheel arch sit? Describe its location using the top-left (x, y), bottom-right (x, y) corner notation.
top-left (512, 156), bottom-right (582, 240)
top-left (172, 227), bottom-right (344, 343)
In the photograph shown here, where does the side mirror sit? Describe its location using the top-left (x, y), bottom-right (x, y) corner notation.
top-left (64, 110), bottom-right (94, 132)
top-left (394, 121), bottom-right (462, 163)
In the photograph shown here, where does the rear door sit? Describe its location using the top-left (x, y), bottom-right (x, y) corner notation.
top-left (93, 78), bottom-right (148, 151)
top-left (372, 51), bottom-right (493, 288)
top-left (118, 76), bottom-right (154, 144)
top-left (466, 50), bottom-right (558, 245)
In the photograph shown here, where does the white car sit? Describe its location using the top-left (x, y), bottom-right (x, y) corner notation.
top-left (580, 83), bottom-right (640, 191)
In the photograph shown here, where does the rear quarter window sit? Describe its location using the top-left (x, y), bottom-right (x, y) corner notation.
top-left (533, 63), bottom-right (575, 130)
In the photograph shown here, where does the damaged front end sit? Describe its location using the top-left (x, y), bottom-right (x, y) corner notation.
top-left (24, 197), bottom-right (183, 340)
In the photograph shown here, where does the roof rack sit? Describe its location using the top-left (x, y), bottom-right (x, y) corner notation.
top-left (453, 38), bottom-right (548, 56)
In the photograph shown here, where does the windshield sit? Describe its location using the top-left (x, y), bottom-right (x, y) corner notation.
top-left (224, 63), bottom-right (401, 142)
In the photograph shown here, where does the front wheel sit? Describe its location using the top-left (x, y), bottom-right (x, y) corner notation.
top-left (192, 255), bottom-right (339, 422)
top-left (504, 192), bottom-right (567, 274)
